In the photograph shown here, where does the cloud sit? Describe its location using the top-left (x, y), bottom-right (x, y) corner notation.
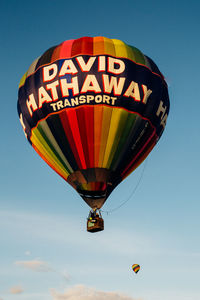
top-left (50, 285), bottom-right (141, 300)
top-left (15, 259), bottom-right (53, 272)
top-left (10, 286), bottom-right (24, 294)
top-left (0, 209), bottom-right (159, 257)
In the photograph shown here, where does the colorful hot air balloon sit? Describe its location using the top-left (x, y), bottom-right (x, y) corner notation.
top-left (132, 264), bottom-right (140, 274)
top-left (18, 36), bottom-right (170, 232)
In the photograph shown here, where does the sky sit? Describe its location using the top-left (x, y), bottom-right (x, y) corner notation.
top-left (0, 0), bottom-right (200, 299)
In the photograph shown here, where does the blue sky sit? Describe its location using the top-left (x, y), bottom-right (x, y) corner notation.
top-left (1, 0), bottom-right (200, 299)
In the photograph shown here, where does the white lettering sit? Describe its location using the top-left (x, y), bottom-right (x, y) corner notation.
top-left (50, 103), bottom-right (57, 111)
top-left (160, 113), bottom-right (168, 128)
top-left (43, 64), bottom-right (58, 82)
top-left (81, 74), bottom-right (101, 93)
top-left (26, 93), bottom-right (38, 116)
top-left (103, 74), bottom-right (125, 95)
top-left (124, 81), bottom-right (140, 101)
top-left (38, 86), bottom-right (52, 108)
top-left (60, 77), bottom-right (79, 96)
top-left (98, 56), bottom-right (106, 72)
top-left (19, 113), bottom-right (27, 138)
top-left (79, 95), bottom-right (86, 104)
top-left (156, 100), bottom-right (167, 119)
top-left (59, 60), bottom-right (78, 76)
top-left (76, 56), bottom-right (96, 72)
top-left (46, 80), bottom-right (59, 101)
top-left (108, 57), bottom-right (125, 74)
top-left (71, 97), bottom-right (79, 106)
top-left (142, 84), bottom-right (152, 104)
top-left (57, 101), bottom-right (64, 110)
top-left (64, 99), bottom-right (71, 107)
top-left (103, 95), bottom-right (110, 104)
top-left (95, 95), bottom-right (102, 103)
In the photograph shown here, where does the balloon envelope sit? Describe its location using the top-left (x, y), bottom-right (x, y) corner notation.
top-left (132, 264), bottom-right (140, 273)
top-left (18, 36), bottom-right (170, 210)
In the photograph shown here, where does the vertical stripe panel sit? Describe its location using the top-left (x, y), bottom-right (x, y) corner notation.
top-left (98, 106), bottom-right (113, 167)
top-left (105, 109), bottom-right (130, 168)
top-left (122, 135), bottom-right (157, 179)
top-left (103, 37), bottom-right (116, 56)
top-left (121, 131), bottom-right (157, 177)
top-left (84, 106), bottom-right (94, 168)
top-left (76, 107), bottom-right (90, 168)
top-left (110, 113), bottom-right (137, 170)
top-left (37, 120), bottom-right (73, 173)
top-left (102, 109), bottom-right (126, 168)
top-left (129, 45), bottom-right (146, 64)
top-left (71, 37), bottom-right (93, 56)
top-left (51, 44), bottom-right (62, 62)
top-left (32, 144), bottom-right (69, 182)
top-left (94, 106), bottom-right (104, 167)
top-left (93, 36), bottom-right (105, 55)
top-left (59, 109), bottom-right (86, 169)
top-left (59, 39), bottom-right (75, 58)
top-left (112, 39), bottom-right (128, 57)
top-left (31, 129), bottom-right (70, 179)
top-left (27, 57), bottom-right (40, 76)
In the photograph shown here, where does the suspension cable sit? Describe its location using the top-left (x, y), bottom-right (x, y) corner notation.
top-left (102, 159), bottom-right (148, 214)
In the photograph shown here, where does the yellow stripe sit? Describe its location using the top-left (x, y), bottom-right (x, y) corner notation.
top-left (103, 37), bottom-right (116, 56)
top-left (102, 109), bottom-right (127, 168)
top-left (106, 109), bottom-right (129, 168)
top-left (112, 39), bottom-right (128, 58)
top-left (98, 106), bottom-right (113, 167)
top-left (19, 72), bottom-right (27, 88)
top-left (27, 56), bottom-right (40, 76)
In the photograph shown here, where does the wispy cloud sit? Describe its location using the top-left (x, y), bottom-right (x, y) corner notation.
top-left (62, 270), bottom-right (70, 281)
top-left (15, 259), bottom-right (53, 272)
top-left (25, 251), bottom-right (31, 256)
top-left (0, 209), bottom-right (158, 257)
top-left (14, 258), bottom-right (70, 284)
top-left (10, 286), bottom-right (24, 294)
top-left (50, 285), bottom-right (141, 300)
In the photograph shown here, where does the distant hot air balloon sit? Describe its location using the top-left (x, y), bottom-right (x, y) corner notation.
top-left (17, 36), bottom-right (170, 232)
top-left (132, 264), bottom-right (140, 274)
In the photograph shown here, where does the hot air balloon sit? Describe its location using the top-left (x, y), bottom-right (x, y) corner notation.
top-left (17, 36), bottom-right (170, 232)
top-left (132, 264), bottom-right (140, 274)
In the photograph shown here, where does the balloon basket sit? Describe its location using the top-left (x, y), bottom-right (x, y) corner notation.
top-left (87, 216), bottom-right (104, 233)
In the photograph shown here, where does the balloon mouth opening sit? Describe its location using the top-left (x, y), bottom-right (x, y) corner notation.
top-left (77, 189), bottom-right (107, 199)
top-left (67, 168), bottom-right (117, 209)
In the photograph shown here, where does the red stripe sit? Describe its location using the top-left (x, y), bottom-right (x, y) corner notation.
top-left (59, 109), bottom-right (86, 169)
top-left (71, 36), bottom-right (93, 56)
top-left (75, 107), bottom-right (94, 168)
top-left (84, 106), bottom-right (94, 168)
top-left (59, 39), bottom-right (75, 58)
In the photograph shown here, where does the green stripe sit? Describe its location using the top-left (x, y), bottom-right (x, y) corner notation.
top-left (129, 45), bottom-right (146, 65)
top-left (110, 113), bottom-right (137, 170)
top-left (107, 110), bottom-right (130, 167)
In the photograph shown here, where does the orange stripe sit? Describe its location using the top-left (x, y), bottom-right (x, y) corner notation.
top-left (93, 36), bottom-right (105, 55)
top-left (84, 106), bottom-right (94, 168)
